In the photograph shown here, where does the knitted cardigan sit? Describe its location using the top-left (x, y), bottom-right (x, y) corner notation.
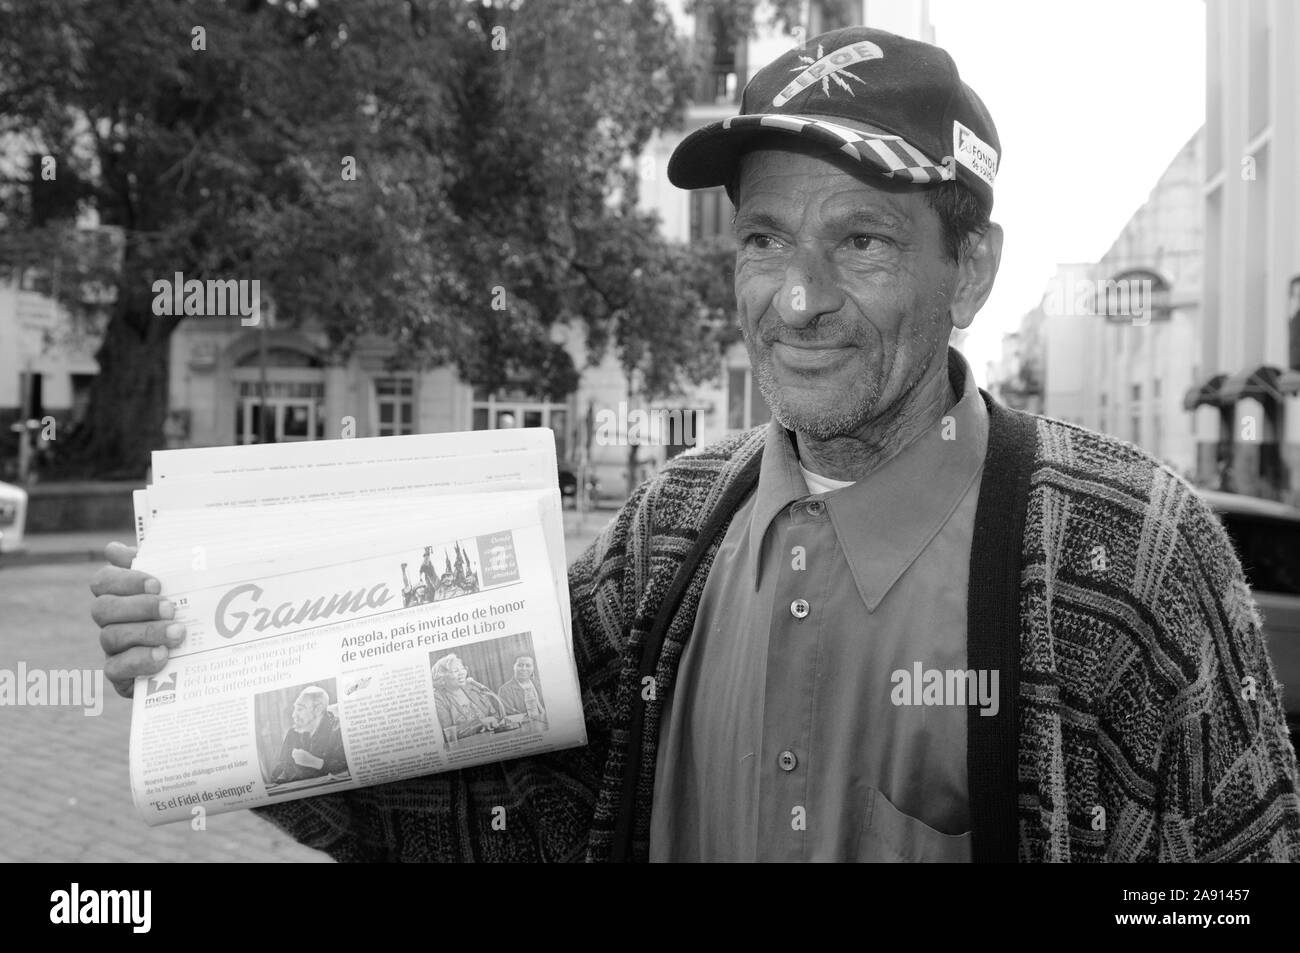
top-left (252, 393), bottom-right (1300, 862)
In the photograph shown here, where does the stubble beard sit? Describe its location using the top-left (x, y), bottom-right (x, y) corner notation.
top-left (743, 306), bottom-right (950, 443)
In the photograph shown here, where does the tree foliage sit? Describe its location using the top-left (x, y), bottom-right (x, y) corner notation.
top-left (0, 0), bottom-right (736, 477)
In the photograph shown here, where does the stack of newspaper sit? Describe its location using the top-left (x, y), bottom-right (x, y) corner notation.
top-left (127, 429), bottom-right (585, 826)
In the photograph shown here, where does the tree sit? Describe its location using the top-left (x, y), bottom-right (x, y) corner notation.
top-left (578, 218), bottom-right (737, 495)
top-left (0, 0), bottom-right (713, 478)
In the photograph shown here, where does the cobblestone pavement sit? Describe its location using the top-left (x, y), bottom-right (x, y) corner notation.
top-left (0, 512), bottom-right (611, 862)
top-left (0, 562), bottom-right (333, 862)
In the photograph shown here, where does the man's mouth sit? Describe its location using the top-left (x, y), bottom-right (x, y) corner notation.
top-left (770, 341), bottom-right (854, 371)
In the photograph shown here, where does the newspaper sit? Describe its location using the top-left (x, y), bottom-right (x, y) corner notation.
top-left (128, 430), bottom-right (585, 826)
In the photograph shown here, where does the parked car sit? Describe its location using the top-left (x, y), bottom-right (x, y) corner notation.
top-left (1198, 489), bottom-right (1300, 749)
top-left (0, 481), bottom-right (28, 554)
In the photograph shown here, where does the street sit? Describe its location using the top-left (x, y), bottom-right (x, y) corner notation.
top-left (0, 510), bottom-right (610, 862)
top-left (0, 561), bottom-right (332, 862)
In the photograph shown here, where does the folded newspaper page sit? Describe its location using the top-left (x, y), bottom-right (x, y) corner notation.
top-left (128, 430), bottom-right (586, 827)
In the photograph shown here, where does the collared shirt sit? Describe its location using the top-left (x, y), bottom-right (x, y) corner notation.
top-left (649, 351), bottom-right (989, 861)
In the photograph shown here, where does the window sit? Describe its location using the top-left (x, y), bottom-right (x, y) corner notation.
top-left (70, 373), bottom-right (95, 425)
top-left (690, 187), bottom-right (733, 242)
top-left (812, 0), bottom-right (854, 33)
top-left (1153, 378), bottom-right (1161, 399)
top-left (1131, 383), bottom-right (1142, 402)
top-left (470, 389), bottom-right (569, 462)
top-left (700, 9), bottom-right (740, 104)
top-left (375, 377), bottom-right (415, 436)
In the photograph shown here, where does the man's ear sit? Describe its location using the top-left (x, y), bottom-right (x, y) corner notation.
top-left (950, 222), bottom-right (1003, 331)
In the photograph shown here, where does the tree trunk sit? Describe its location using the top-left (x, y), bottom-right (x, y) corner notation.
top-left (54, 309), bottom-right (175, 479)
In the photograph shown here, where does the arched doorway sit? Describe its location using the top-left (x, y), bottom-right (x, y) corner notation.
top-left (231, 345), bottom-right (326, 444)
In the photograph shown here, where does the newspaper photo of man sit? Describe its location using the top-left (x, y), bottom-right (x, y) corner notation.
top-left (256, 682), bottom-right (350, 787)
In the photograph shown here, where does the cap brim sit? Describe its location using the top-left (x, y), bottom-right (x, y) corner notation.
top-left (667, 114), bottom-right (953, 192)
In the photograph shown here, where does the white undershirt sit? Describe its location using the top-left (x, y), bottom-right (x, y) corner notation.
top-left (798, 462), bottom-right (856, 496)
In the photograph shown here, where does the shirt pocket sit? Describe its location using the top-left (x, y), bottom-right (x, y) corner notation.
top-left (856, 787), bottom-right (971, 863)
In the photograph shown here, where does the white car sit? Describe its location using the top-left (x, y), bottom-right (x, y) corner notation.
top-left (0, 481), bottom-right (28, 553)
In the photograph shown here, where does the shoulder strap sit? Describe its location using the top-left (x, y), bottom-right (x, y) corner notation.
top-left (967, 395), bottom-right (1038, 862)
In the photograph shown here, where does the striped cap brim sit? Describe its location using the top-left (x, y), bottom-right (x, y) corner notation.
top-left (667, 113), bottom-right (955, 191)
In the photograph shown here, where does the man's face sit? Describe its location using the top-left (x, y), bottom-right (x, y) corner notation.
top-left (514, 658), bottom-right (534, 680)
top-left (733, 144), bottom-right (961, 440)
top-left (291, 693), bottom-right (320, 731)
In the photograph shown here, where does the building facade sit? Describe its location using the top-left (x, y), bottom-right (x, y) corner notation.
top-left (0, 272), bottom-right (101, 481)
top-left (1036, 131), bottom-right (1204, 480)
top-left (1192, 0), bottom-right (1300, 502)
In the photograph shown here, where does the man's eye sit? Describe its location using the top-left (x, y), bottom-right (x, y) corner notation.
top-left (742, 233), bottom-right (782, 250)
top-left (849, 234), bottom-right (886, 251)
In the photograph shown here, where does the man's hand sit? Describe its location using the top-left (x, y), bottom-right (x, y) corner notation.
top-left (90, 542), bottom-right (186, 699)
top-left (291, 748), bottom-right (324, 770)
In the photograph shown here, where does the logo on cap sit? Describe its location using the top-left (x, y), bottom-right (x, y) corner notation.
top-left (953, 120), bottom-right (998, 188)
top-left (771, 40), bottom-right (884, 108)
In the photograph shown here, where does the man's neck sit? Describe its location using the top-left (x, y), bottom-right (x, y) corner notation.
top-left (795, 351), bottom-right (956, 483)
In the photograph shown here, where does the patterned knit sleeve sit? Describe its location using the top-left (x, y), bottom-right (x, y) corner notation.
top-left (248, 481), bottom-right (656, 862)
top-left (1154, 489), bottom-right (1300, 862)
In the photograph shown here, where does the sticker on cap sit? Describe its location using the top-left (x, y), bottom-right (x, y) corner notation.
top-left (952, 121), bottom-right (998, 189)
top-left (771, 41), bottom-right (883, 108)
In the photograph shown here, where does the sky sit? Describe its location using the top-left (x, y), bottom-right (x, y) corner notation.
top-left (927, 0), bottom-right (1206, 383)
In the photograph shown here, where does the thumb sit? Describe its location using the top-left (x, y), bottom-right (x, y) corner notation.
top-left (105, 541), bottom-right (138, 569)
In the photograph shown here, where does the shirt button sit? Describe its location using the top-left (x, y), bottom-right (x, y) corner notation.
top-left (790, 598), bottom-right (810, 619)
top-left (806, 499), bottom-right (825, 516)
top-left (778, 750), bottom-right (798, 771)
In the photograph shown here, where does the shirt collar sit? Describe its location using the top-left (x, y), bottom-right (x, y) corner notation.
top-left (747, 347), bottom-right (990, 609)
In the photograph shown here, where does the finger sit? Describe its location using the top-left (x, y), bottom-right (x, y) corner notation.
top-left (105, 541), bottom-right (139, 569)
top-left (89, 565), bottom-right (161, 598)
top-left (98, 619), bottom-right (186, 656)
top-left (91, 593), bottom-right (173, 627)
top-left (104, 644), bottom-right (170, 690)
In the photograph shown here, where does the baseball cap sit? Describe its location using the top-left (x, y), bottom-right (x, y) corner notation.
top-left (667, 26), bottom-right (1001, 212)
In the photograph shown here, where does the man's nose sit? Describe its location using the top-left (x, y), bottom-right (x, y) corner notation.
top-left (774, 249), bottom-right (844, 328)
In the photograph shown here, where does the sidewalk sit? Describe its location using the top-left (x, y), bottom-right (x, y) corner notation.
top-left (0, 531), bottom-right (127, 568)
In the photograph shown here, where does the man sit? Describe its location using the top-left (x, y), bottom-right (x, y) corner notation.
top-left (430, 653), bottom-right (507, 743)
top-left (498, 656), bottom-right (547, 730)
top-left (270, 686), bottom-right (348, 784)
top-left (92, 26), bottom-right (1299, 861)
